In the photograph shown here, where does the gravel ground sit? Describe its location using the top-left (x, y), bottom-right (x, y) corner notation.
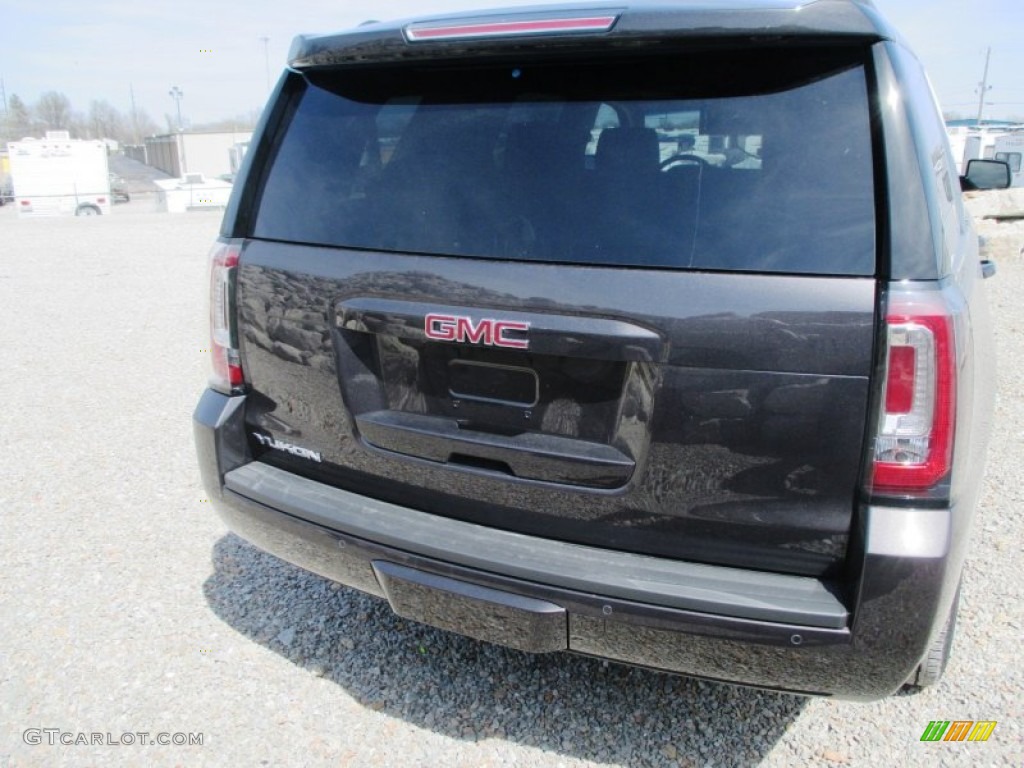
top-left (1, 198), bottom-right (1022, 767)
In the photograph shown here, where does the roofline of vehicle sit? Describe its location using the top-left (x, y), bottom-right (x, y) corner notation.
top-left (288, 1), bottom-right (895, 69)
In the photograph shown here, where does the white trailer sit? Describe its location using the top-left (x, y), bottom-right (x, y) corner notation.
top-left (945, 126), bottom-right (1004, 174)
top-left (993, 133), bottom-right (1024, 187)
top-left (8, 133), bottom-right (111, 217)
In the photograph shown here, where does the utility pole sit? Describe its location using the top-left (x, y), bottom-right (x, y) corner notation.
top-left (129, 83), bottom-right (140, 144)
top-left (975, 47), bottom-right (992, 126)
top-left (169, 86), bottom-right (184, 131)
top-left (0, 77), bottom-right (7, 119)
top-left (259, 36), bottom-right (271, 93)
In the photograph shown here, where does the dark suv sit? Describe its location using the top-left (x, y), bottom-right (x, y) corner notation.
top-left (194, 0), bottom-right (1006, 700)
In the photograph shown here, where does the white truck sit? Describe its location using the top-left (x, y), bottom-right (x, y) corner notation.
top-left (993, 132), bottom-right (1024, 187)
top-left (8, 132), bottom-right (111, 217)
top-left (154, 173), bottom-right (233, 213)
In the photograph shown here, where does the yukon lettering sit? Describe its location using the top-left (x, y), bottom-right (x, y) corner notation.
top-left (424, 313), bottom-right (530, 349)
top-left (252, 433), bottom-right (322, 462)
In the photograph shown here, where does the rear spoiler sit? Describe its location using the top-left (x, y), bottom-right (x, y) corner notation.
top-left (288, 2), bottom-right (888, 69)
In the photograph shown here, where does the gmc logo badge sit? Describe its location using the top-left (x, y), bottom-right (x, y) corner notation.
top-left (424, 313), bottom-right (530, 349)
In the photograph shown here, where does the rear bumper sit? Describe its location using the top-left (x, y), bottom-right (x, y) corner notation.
top-left (195, 389), bottom-right (962, 700)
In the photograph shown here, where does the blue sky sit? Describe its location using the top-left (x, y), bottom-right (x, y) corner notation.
top-left (2, 0), bottom-right (1023, 127)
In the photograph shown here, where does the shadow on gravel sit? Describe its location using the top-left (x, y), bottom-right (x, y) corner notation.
top-left (204, 534), bottom-right (807, 765)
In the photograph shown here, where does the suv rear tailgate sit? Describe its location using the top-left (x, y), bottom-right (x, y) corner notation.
top-left (238, 244), bottom-right (874, 577)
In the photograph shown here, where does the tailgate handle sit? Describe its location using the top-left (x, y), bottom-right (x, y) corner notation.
top-left (355, 410), bottom-right (634, 488)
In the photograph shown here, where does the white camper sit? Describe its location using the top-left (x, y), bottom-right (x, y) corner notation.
top-left (8, 133), bottom-right (111, 217)
top-left (993, 132), bottom-right (1024, 187)
top-left (945, 126), bottom-right (1004, 174)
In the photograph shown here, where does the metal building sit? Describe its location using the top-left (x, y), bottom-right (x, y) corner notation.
top-left (144, 130), bottom-right (253, 180)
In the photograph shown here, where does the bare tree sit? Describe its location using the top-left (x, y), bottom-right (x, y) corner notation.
top-left (6, 90), bottom-right (257, 144)
top-left (68, 110), bottom-right (90, 140)
top-left (131, 109), bottom-right (160, 142)
top-left (35, 91), bottom-right (73, 131)
top-left (190, 112), bottom-right (259, 133)
top-left (3, 94), bottom-right (32, 140)
top-left (88, 100), bottom-right (126, 142)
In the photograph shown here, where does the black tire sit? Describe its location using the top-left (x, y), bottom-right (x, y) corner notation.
top-left (903, 582), bottom-right (961, 692)
top-left (76, 205), bottom-right (100, 217)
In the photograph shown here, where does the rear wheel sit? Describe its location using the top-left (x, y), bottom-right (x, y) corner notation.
top-left (903, 581), bottom-right (961, 692)
top-left (76, 204), bottom-right (100, 216)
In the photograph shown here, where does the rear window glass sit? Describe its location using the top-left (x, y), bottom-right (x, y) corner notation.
top-left (253, 50), bottom-right (875, 275)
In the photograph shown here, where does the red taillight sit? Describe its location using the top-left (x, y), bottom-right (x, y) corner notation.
top-left (869, 291), bottom-right (956, 493)
top-left (208, 240), bottom-right (245, 393)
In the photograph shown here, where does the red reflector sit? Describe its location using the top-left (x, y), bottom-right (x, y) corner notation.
top-left (884, 346), bottom-right (916, 414)
top-left (97, 197), bottom-right (107, 204)
top-left (406, 15), bottom-right (617, 41)
top-left (219, 247), bottom-right (240, 270)
top-left (20, 200), bottom-right (29, 205)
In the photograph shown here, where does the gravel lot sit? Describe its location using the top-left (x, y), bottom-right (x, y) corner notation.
top-left (1, 198), bottom-right (1022, 767)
